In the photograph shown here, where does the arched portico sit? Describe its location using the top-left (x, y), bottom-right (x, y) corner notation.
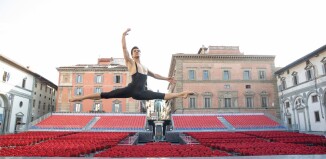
top-left (0, 93), bottom-right (10, 134)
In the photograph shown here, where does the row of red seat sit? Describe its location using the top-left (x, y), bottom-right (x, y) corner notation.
top-left (93, 116), bottom-right (146, 128)
top-left (95, 142), bottom-right (230, 157)
top-left (242, 131), bottom-right (326, 146)
top-left (36, 115), bottom-right (94, 128)
top-left (0, 132), bottom-right (130, 157)
top-left (172, 115), bottom-right (281, 129)
top-left (173, 116), bottom-right (226, 128)
top-left (223, 115), bottom-right (280, 128)
top-left (35, 115), bottom-right (147, 129)
top-left (186, 131), bottom-right (326, 156)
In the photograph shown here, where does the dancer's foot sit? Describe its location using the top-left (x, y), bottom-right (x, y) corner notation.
top-left (69, 97), bottom-right (81, 102)
top-left (182, 91), bottom-right (196, 99)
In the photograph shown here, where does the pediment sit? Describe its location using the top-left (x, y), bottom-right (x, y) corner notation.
top-left (321, 57), bottom-right (326, 63)
top-left (305, 60), bottom-right (313, 70)
top-left (15, 112), bottom-right (24, 116)
top-left (244, 91), bottom-right (255, 96)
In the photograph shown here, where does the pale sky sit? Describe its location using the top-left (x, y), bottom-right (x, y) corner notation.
top-left (0, 0), bottom-right (325, 93)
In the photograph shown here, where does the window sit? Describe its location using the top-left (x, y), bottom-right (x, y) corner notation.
top-left (2, 71), bottom-right (10, 82)
top-left (114, 103), bottom-right (120, 113)
top-left (203, 70), bottom-right (209, 80)
top-left (314, 111), bottom-right (320, 122)
top-left (94, 87), bottom-right (102, 93)
top-left (76, 75), bottom-right (83, 83)
top-left (285, 102), bottom-right (290, 108)
top-left (287, 118), bottom-right (292, 125)
top-left (246, 97), bottom-right (253, 108)
top-left (35, 83), bottom-right (37, 88)
top-left (189, 70), bottom-right (195, 80)
top-left (33, 99), bottom-right (35, 108)
top-left (261, 97), bottom-right (267, 108)
top-left (281, 78), bottom-right (286, 90)
top-left (224, 84), bottom-right (230, 89)
top-left (75, 103), bottom-right (81, 112)
top-left (204, 97), bottom-right (211, 108)
top-left (324, 63), bottom-right (326, 74)
top-left (113, 86), bottom-right (122, 90)
top-left (312, 95), bottom-right (318, 103)
top-left (245, 85), bottom-right (251, 89)
top-left (45, 86), bottom-right (47, 92)
top-left (22, 78), bottom-right (26, 88)
top-left (189, 97), bottom-right (196, 108)
top-left (243, 70), bottom-right (250, 80)
top-left (40, 84), bottom-right (42, 90)
top-left (94, 103), bottom-right (101, 111)
top-left (224, 98), bottom-right (231, 108)
top-left (223, 70), bottom-right (230, 80)
top-left (38, 101), bottom-right (41, 109)
top-left (114, 75), bottom-right (121, 83)
top-left (293, 75), bottom-right (298, 86)
top-left (95, 75), bottom-right (102, 83)
top-left (258, 70), bottom-right (266, 80)
top-left (306, 69), bottom-right (313, 80)
top-left (43, 103), bottom-right (45, 110)
top-left (75, 87), bottom-right (83, 95)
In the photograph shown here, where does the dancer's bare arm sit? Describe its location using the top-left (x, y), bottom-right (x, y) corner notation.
top-left (122, 28), bottom-right (132, 65)
top-left (148, 70), bottom-right (176, 84)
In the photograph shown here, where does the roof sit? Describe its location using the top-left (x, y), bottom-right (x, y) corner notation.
top-left (274, 44), bottom-right (326, 75)
top-left (0, 54), bottom-right (57, 89)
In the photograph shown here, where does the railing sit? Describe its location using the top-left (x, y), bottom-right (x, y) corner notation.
top-left (263, 112), bottom-right (284, 125)
top-left (28, 112), bottom-right (52, 129)
top-left (173, 107), bottom-right (279, 116)
top-left (52, 111), bottom-right (146, 116)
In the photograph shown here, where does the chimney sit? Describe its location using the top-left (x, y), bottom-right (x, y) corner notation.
top-left (97, 58), bottom-right (111, 65)
top-left (197, 45), bottom-right (208, 54)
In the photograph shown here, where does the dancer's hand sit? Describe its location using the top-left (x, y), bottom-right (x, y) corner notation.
top-left (167, 76), bottom-right (176, 84)
top-left (123, 28), bottom-right (131, 36)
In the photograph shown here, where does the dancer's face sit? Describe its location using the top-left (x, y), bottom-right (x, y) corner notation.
top-left (132, 49), bottom-right (141, 58)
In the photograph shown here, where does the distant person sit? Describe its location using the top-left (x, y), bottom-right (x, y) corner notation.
top-left (70, 28), bottom-right (194, 102)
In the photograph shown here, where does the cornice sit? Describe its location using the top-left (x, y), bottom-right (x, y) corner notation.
top-left (172, 54), bottom-right (275, 60)
top-left (57, 66), bottom-right (128, 72)
top-left (168, 54), bottom-right (275, 77)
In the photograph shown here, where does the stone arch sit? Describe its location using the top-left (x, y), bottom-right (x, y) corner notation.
top-left (0, 93), bottom-right (9, 109)
top-left (321, 88), bottom-right (326, 106)
top-left (306, 90), bottom-right (318, 104)
top-left (0, 93), bottom-right (10, 133)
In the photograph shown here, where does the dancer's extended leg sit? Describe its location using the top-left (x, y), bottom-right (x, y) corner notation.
top-left (69, 93), bottom-right (101, 102)
top-left (164, 91), bottom-right (195, 100)
top-left (69, 86), bottom-right (132, 102)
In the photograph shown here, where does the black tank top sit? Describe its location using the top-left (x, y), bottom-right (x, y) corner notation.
top-left (130, 62), bottom-right (148, 91)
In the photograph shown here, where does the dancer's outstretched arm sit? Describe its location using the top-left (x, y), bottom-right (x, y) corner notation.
top-left (148, 70), bottom-right (176, 84)
top-left (122, 28), bottom-right (132, 65)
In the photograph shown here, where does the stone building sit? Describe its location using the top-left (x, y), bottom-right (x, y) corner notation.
top-left (0, 54), bottom-right (56, 133)
top-left (56, 58), bottom-right (139, 113)
top-left (167, 46), bottom-right (280, 117)
top-left (275, 45), bottom-right (326, 131)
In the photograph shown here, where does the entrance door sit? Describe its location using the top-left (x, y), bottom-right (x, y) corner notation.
top-left (287, 117), bottom-right (292, 129)
top-left (15, 117), bottom-right (22, 132)
top-left (298, 112), bottom-right (306, 131)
